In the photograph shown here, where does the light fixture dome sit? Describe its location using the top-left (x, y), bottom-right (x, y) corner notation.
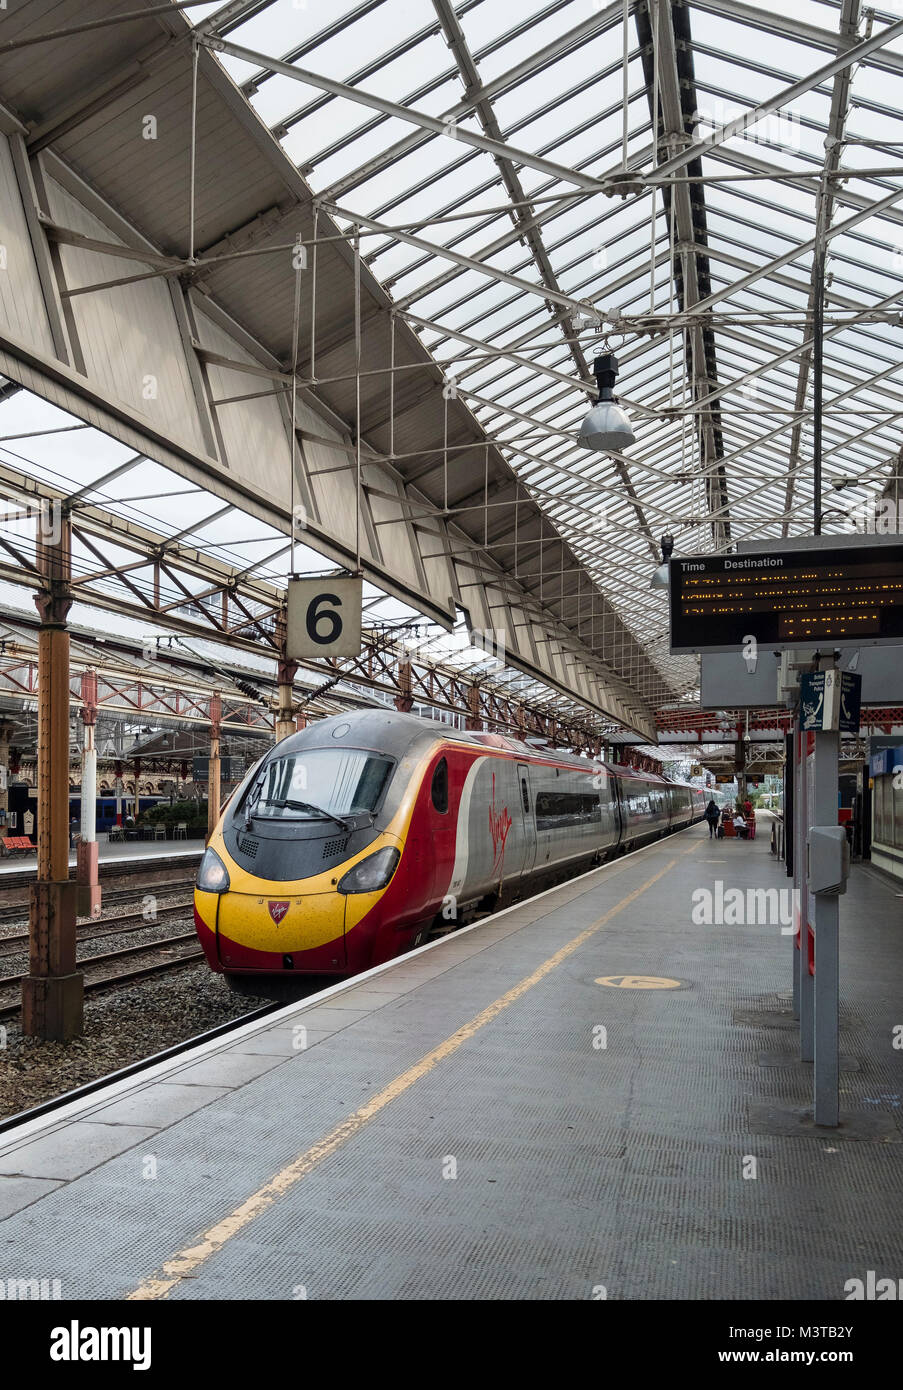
top-left (579, 352), bottom-right (636, 452)
top-left (579, 400), bottom-right (636, 452)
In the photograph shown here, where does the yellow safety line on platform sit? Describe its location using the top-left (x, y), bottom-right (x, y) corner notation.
top-left (128, 842), bottom-right (697, 1300)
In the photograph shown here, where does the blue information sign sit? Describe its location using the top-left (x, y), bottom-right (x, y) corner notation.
top-left (799, 670), bottom-right (861, 732)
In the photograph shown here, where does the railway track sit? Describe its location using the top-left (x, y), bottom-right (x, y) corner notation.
top-left (0, 930), bottom-right (205, 1021)
top-left (0, 899), bottom-right (195, 956)
top-left (0, 877), bottom-right (197, 927)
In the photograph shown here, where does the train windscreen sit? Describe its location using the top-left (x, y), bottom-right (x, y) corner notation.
top-left (250, 750), bottom-right (393, 820)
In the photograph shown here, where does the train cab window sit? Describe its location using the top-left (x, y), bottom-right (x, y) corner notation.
top-left (431, 757), bottom-right (449, 813)
top-left (250, 749), bottom-right (392, 820)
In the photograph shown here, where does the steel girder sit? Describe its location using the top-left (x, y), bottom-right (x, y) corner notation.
top-left (0, 0), bottom-right (659, 739)
top-left (781, 0), bottom-right (861, 535)
top-left (637, 0), bottom-right (731, 550)
top-left (0, 468), bottom-right (636, 750)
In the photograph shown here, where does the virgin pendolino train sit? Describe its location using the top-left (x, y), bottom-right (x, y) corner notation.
top-left (194, 708), bottom-right (705, 986)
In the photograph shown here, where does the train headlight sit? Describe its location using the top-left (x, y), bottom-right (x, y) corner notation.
top-left (197, 847), bottom-right (230, 894)
top-left (337, 846), bottom-right (400, 894)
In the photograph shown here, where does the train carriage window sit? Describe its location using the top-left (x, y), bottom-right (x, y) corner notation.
top-left (535, 790), bottom-right (602, 830)
top-left (431, 757), bottom-right (449, 813)
top-left (521, 778), bottom-right (530, 814)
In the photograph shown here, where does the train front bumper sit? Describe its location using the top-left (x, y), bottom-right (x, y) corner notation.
top-left (194, 888), bottom-right (348, 973)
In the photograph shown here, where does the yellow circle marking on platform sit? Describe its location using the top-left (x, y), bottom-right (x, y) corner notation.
top-left (595, 974), bottom-right (682, 989)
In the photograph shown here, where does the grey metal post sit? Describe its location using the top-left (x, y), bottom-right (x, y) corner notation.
top-left (797, 724), bottom-right (814, 1059)
top-left (791, 719), bottom-right (800, 1019)
top-left (812, 724), bottom-right (841, 1126)
top-left (813, 242), bottom-right (825, 536)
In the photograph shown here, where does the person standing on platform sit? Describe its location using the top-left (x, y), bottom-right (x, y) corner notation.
top-left (704, 798), bottom-right (720, 838)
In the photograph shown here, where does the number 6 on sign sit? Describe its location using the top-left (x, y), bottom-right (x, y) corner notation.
top-left (286, 576), bottom-right (363, 659)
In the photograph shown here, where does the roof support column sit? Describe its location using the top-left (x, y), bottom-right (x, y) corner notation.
top-left (207, 693), bottom-right (223, 844)
top-left (735, 735), bottom-right (747, 804)
top-left (76, 670), bottom-right (101, 919)
top-left (0, 720), bottom-right (15, 846)
top-left (274, 614), bottom-right (298, 743)
top-left (466, 684), bottom-right (482, 732)
top-left (22, 506), bottom-right (84, 1041)
top-left (395, 660), bottom-right (414, 714)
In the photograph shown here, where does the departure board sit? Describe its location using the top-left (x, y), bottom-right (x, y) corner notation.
top-left (669, 543), bottom-right (903, 653)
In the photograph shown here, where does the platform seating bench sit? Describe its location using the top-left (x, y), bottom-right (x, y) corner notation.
top-left (1, 836), bottom-right (37, 856)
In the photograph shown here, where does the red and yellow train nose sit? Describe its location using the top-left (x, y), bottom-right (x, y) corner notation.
top-left (193, 836), bottom-right (402, 975)
top-left (204, 888), bottom-right (348, 972)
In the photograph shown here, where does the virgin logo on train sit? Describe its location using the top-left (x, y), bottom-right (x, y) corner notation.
top-left (489, 772), bottom-right (513, 875)
top-left (268, 901), bottom-right (290, 925)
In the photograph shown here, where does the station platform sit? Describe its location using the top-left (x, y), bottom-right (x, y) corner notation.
top-left (0, 819), bottom-right (900, 1300)
top-left (0, 838), bottom-right (202, 876)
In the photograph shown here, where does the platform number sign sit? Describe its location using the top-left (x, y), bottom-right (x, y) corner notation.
top-left (286, 576), bottom-right (363, 660)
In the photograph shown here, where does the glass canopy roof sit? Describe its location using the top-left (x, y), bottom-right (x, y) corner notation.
top-left (1, 0), bottom-right (901, 744)
top-left (0, 385), bottom-right (628, 748)
top-left (183, 0), bottom-right (903, 704)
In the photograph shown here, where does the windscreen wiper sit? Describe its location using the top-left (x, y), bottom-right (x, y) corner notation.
top-left (258, 798), bottom-right (354, 833)
top-left (244, 779), bottom-right (264, 830)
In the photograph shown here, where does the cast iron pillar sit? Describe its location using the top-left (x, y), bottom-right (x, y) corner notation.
top-left (273, 615), bottom-right (298, 743)
top-left (395, 660), bottom-right (414, 713)
top-left (76, 670), bottom-right (101, 917)
top-left (22, 506), bottom-right (83, 1040)
top-left (206, 693), bottom-right (222, 844)
top-left (735, 735), bottom-right (747, 802)
top-left (0, 719), bottom-right (15, 842)
top-left (465, 684), bottom-right (482, 732)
